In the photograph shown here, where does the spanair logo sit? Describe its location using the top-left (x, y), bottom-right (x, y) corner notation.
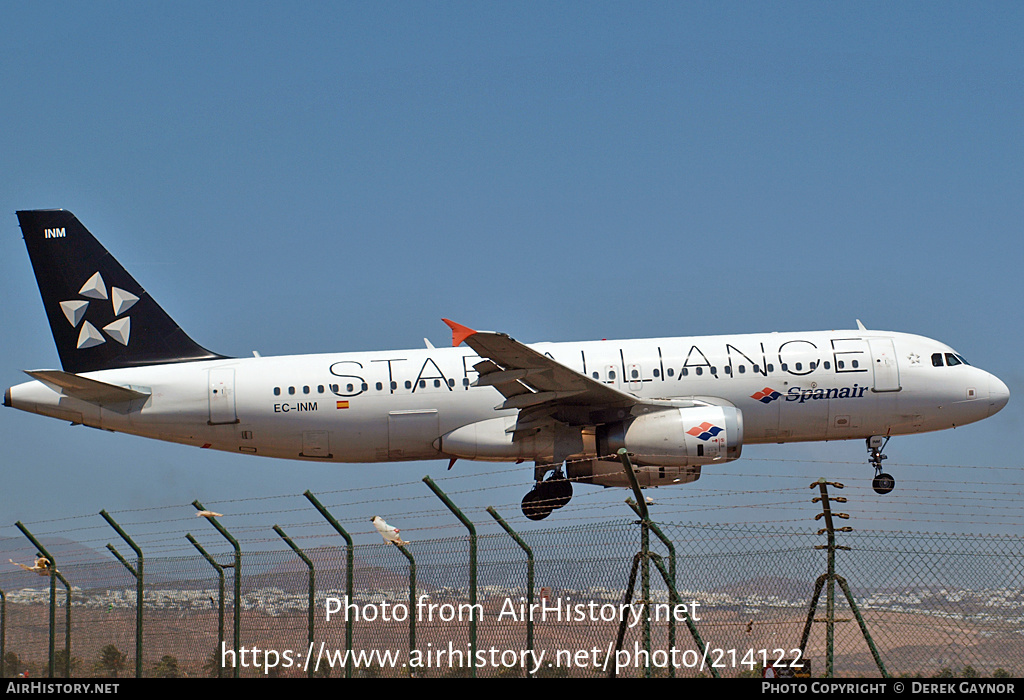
top-left (686, 422), bottom-right (723, 441)
top-left (751, 387), bottom-right (782, 404)
top-left (59, 272), bottom-right (139, 349)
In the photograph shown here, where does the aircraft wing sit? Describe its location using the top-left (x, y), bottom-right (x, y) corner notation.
top-left (443, 320), bottom-right (642, 430)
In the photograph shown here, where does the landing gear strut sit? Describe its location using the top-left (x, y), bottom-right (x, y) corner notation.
top-left (521, 469), bottom-right (573, 521)
top-left (867, 436), bottom-right (895, 495)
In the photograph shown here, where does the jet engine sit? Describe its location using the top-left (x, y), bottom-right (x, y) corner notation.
top-left (596, 405), bottom-right (743, 467)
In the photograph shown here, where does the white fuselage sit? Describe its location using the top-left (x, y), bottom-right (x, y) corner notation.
top-left (6, 329), bottom-right (1009, 467)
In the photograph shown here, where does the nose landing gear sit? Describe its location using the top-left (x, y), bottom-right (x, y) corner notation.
top-left (521, 469), bottom-right (573, 521)
top-left (867, 436), bottom-right (895, 495)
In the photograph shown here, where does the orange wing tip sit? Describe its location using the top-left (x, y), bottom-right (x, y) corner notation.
top-left (442, 318), bottom-right (477, 347)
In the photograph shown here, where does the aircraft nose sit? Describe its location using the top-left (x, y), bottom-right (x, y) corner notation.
top-left (988, 374), bottom-right (1010, 416)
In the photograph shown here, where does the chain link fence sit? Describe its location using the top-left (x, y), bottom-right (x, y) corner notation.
top-left (2, 521), bottom-right (1021, 678)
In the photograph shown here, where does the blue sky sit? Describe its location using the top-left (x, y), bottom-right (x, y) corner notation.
top-left (1, 3), bottom-right (1021, 561)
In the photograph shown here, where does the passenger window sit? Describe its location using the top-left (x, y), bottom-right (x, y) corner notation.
top-left (738, 366), bottom-right (745, 374)
top-left (852, 360), bottom-right (859, 368)
top-left (609, 371), bottom-right (616, 379)
top-left (631, 369), bottom-right (639, 379)
top-left (376, 382), bottom-right (383, 391)
top-left (434, 379), bottom-right (441, 388)
top-left (781, 364), bottom-right (788, 372)
top-left (767, 364), bottom-right (774, 372)
top-left (273, 387), bottom-right (280, 396)
top-left (837, 361), bottom-right (844, 369)
top-left (823, 361), bottom-right (830, 370)
top-left (682, 368), bottom-right (689, 377)
top-left (724, 366), bottom-right (732, 375)
top-left (303, 386), bottom-right (310, 394)
top-left (592, 372), bottom-right (599, 379)
top-left (288, 387), bottom-right (295, 395)
top-left (667, 369), bottom-right (674, 377)
top-left (695, 367), bottom-right (703, 376)
top-left (318, 385), bottom-right (324, 393)
top-left (346, 384), bottom-right (354, 392)
top-left (405, 381), bottom-right (412, 389)
top-left (653, 369), bottom-right (660, 378)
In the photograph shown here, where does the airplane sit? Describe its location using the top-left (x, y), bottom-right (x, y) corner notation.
top-left (5, 210), bottom-right (1010, 520)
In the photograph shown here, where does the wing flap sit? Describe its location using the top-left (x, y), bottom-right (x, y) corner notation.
top-left (445, 320), bottom-right (639, 420)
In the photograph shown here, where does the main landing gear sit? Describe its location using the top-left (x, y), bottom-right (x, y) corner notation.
top-left (867, 436), bottom-right (895, 495)
top-left (521, 469), bottom-right (573, 521)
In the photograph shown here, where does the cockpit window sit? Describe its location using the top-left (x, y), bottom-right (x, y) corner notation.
top-left (955, 354), bottom-right (970, 365)
top-left (932, 353), bottom-right (944, 367)
top-left (945, 353), bottom-right (962, 367)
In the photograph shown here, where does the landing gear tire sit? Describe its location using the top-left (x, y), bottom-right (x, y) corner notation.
top-left (872, 473), bottom-right (896, 495)
top-left (543, 473), bottom-right (573, 510)
top-left (867, 436), bottom-right (895, 495)
top-left (521, 471), bottom-right (574, 520)
top-left (521, 489), bottom-right (552, 521)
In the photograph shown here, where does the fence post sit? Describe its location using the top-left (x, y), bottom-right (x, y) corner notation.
top-left (273, 525), bottom-right (315, 678)
top-left (192, 501), bottom-right (241, 678)
top-left (615, 449), bottom-right (652, 677)
top-left (423, 475), bottom-right (477, 678)
top-left (14, 522), bottom-right (58, 678)
top-left (626, 497), bottom-right (676, 678)
top-left (103, 545), bottom-right (141, 677)
top-left (1, 589), bottom-right (5, 679)
top-left (395, 542), bottom-right (416, 673)
top-left (798, 478), bottom-right (889, 678)
top-left (186, 534), bottom-right (226, 678)
top-left (487, 506), bottom-right (534, 677)
top-left (615, 452), bottom-right (719, 678)
top-left (303, 490), bottom-right (354, 679)
top-left (99, 510), bottom-right (143, 678)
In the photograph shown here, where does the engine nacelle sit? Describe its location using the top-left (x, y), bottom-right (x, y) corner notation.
top-left (597, 405), bottom-right (743, 467)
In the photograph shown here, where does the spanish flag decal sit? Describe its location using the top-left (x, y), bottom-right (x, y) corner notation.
top-left (336, 400), bottom-right (350, 409)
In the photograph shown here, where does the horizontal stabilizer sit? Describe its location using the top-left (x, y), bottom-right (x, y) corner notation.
top-left (25, 370), bottom-right (150, 414)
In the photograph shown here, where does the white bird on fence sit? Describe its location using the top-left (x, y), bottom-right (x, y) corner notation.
top-left (196, 510), bottom-right (223, 518)
top-left (9, 555), bottom-right (54, 576)
top-left (372, 516), bottom-right (409, 546)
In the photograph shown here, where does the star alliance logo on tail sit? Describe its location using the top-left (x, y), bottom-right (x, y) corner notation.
top-left (59, 272), bottom-right (139, 349)
top-left (751, 387), bottom-right (782, 404)
top-left (686, 422), bottom-right (723, 441)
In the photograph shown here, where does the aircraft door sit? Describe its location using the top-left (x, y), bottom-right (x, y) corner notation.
top-left (868, 338), bottom-right (901, 392)
top-left (208, 369), bottom-right (238, 425)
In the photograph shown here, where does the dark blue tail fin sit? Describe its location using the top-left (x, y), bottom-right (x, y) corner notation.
top-left (17, 209), bottom-right (225, 373)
